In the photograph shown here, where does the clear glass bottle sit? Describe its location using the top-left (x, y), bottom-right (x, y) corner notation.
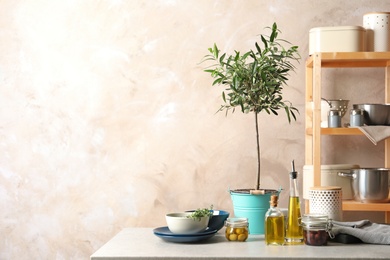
top-left (301, 214), bottom-right (333, 246)
top-left (285, 160), bottom-right (304, 244)
top-left (265, 194), bottom-right (285, 245)
top-left (224, 218), bottom-right (249, 242)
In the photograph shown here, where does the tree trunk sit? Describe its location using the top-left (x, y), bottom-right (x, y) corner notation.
top-left (255, 112), bottom-right (261, 190)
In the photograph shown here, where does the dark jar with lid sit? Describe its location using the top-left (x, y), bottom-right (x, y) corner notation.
top-left (301, 214), bottom-right (333, 246)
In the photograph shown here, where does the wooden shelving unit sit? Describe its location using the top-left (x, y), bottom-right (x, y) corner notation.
top-left (305, 52), bottom-right (390, 223)
top-left (305, 127), bottom-right (364, 136)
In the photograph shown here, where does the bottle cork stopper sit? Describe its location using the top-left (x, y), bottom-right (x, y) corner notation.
top-left (270, 194), bottom-right (278, 207)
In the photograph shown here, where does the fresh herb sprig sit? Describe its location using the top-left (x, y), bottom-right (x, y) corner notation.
top-left (187, 206), bottom-right (213, 221)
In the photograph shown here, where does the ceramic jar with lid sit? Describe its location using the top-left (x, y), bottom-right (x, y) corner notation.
top-left (309, 186), bottom-right (343, 221)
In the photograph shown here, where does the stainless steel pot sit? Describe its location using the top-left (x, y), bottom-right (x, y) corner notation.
top-left (339, 168), bottom-right (390, 203)
top-left (353, 104), bottom-right (390, 125)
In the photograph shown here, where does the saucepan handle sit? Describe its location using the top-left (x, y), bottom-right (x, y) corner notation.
top-left (338, 172), bottom-right (355, 178)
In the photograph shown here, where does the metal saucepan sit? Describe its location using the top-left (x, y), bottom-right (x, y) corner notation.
top-left (338, 168), bottom-right (390, 203)
top-left (353, 104), bottom-right (390, 125)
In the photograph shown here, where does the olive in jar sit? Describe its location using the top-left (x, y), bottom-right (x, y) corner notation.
top-left (224, 218), bottom-right (249, 242)
top-left (303, 229), bottom-right (328, 246)
top-left (301, 214), bottom-right (332, 246)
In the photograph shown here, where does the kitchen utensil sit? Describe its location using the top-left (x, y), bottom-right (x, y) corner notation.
top-left (327, 99), bottom-right (350, 118)
top-left (339, 168), bottom-right (390, 203)
top-left (303, 164), bottom-right (357, 200)
top-left (353, 104), bottom-right (390, 125)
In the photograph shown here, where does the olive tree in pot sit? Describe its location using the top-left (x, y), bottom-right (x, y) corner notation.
top-left (202, 23), bottom-right (300, 234)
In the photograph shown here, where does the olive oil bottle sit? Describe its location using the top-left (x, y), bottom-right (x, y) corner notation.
top-left (285, 160), bottom-right (303, 244)
top-left (265, 194), bottom-right (285, 245)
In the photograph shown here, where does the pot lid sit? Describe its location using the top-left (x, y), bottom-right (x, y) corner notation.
top-left (309, 26), bottom-right (366, 32)
top-left (310, 186), bottom-right (341, 191)
top-left (304, 164), bottom-right (359, 170)
top-left (364, 12), bottom-right (390, 15)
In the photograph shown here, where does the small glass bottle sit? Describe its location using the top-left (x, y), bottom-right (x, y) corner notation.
top-left (224, 218), bottom-right (249, 242)
top-left (328, 110), bottom-right (341, 128)
top-left (301, 214), bottom-right (333, 246)
top-left (265, 194), bottom-right (285, 245)
top-left (285, 160), bottom-right (304, 244)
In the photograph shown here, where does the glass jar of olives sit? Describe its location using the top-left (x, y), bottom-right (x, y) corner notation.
top-left (301, 214), bottom-right (333, 246)
top-left (224, 218), bottom-right (249, 242)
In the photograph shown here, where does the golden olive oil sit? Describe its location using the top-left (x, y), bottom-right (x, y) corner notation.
top-left (285, 160), bottom-right (304, 245)
top-left (285, 196), bottom-right (303, 244)
top-left (265, 194), bottom-right (285, 245)
top-left (265, 215), bottom-right (285, 245)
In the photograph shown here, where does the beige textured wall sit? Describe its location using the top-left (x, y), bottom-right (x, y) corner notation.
top-left (0, 1), bottom-right (388, 259)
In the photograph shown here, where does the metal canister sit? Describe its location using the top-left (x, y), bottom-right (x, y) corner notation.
top-left (350, 108), bottom-right (364, 127)
top-left (328, 110), bottom-right (341, 128)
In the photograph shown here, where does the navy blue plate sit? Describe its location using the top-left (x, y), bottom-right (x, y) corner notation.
top-left (153, 226), bottom-right (218, 243)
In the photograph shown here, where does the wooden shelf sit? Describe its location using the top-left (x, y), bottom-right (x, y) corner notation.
top-left (306, 52), bottom-right (390, 68)
top-left (306, 127), bottom-right (364, 135)
top-left (305, 52), bottom-right (390, 223)
top-left (343, 201), bottom-right (390, 212)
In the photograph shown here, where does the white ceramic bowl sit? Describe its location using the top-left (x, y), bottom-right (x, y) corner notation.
top-left (166, 213), bottom-right (210, 234)
top-left (186, 209), bottom-right (230, 231)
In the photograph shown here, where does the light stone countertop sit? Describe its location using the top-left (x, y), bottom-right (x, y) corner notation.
top-left (90, 228), bottom-right (390, 260)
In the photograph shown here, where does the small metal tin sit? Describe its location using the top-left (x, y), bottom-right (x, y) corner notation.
top-left (328, 110), bottom-right (341, 128)
top-left (350, 108), bottom-right (364, 127)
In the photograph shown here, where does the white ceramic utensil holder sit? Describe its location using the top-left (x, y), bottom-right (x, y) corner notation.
top-left (309, 186), bottom-right (343, 221)
top-left (363, 12), bottom-right (390, 52)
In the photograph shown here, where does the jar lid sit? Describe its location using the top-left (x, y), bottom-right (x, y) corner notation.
top-left (310, 186), bottom-right (341, 191)
top-left (303, 164), bottom-right (360, 170)
top-left (309, 26), bottom-right (366, 32)
top-left (301, 214), bottom-right (329, 228)
top-left (328, 110), bottom-right (341, 116)
top-left (225, 218), bottom-right (248, 228)
top-left (364, 12), bottom-right (390, 15)
top-left (351, 108), bottom-right (364, 115)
